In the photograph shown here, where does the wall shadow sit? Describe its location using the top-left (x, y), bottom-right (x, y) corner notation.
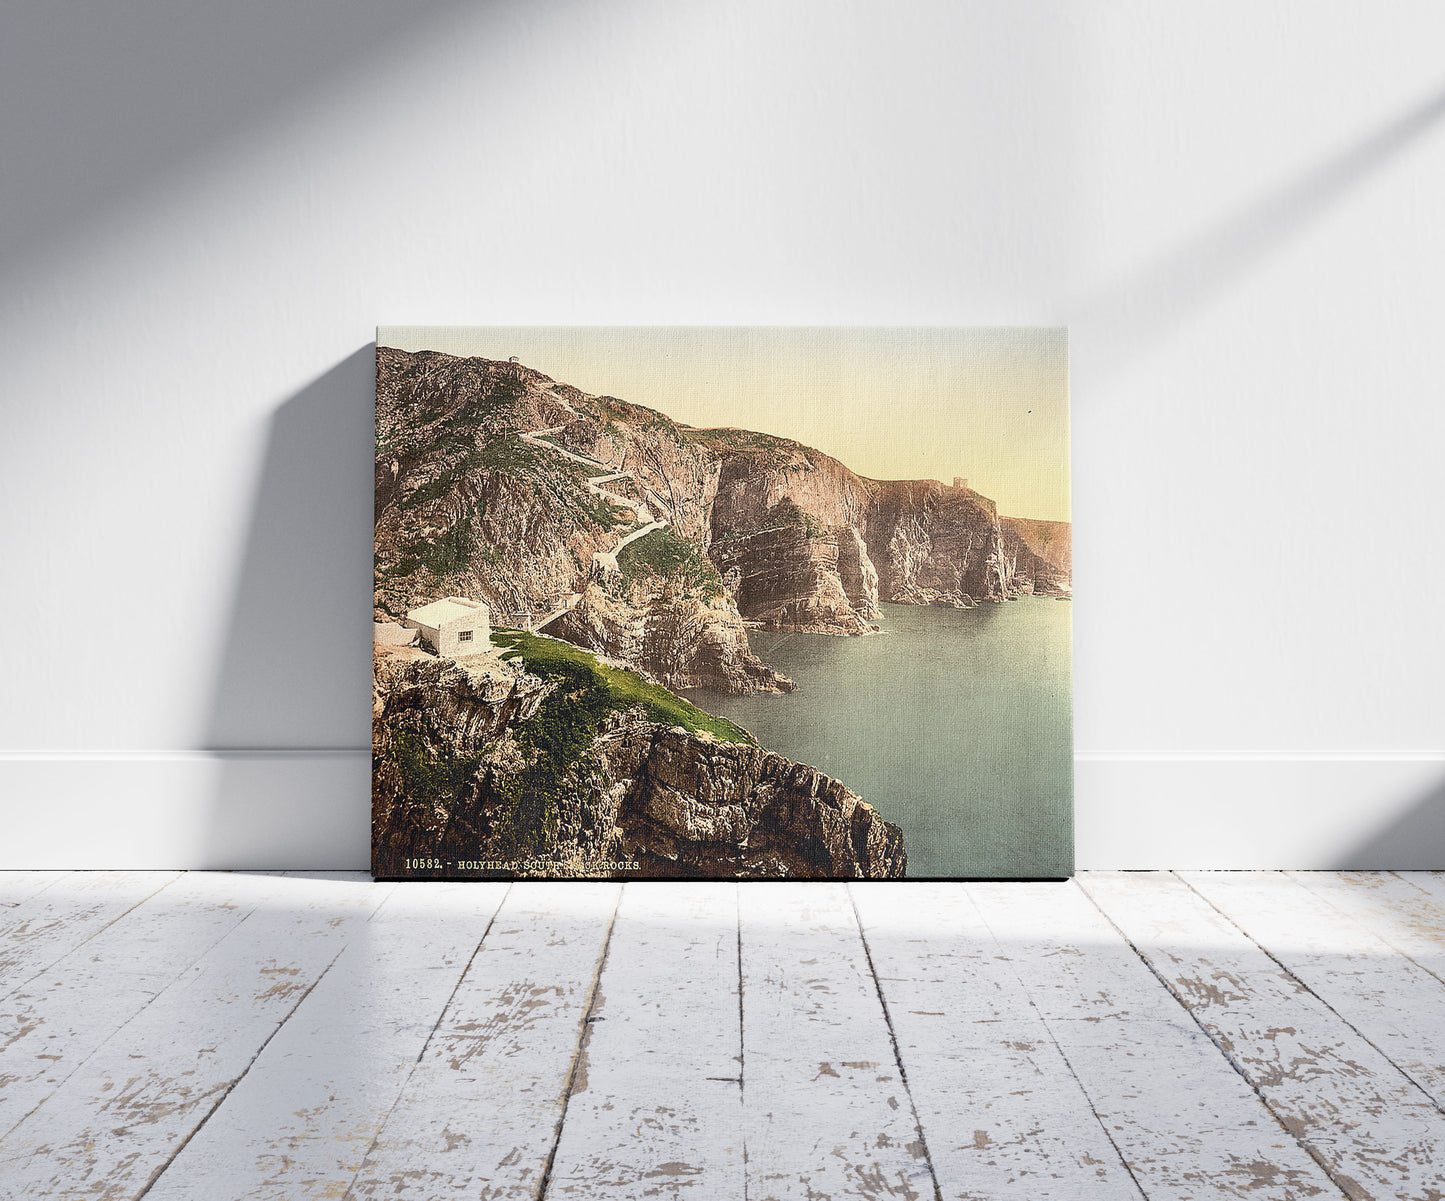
top-left (202, 348), bottom-right (376, 867)
top-left (1334, 772), bottom-right (1445, 871)
top-left (1073, 82), bottom-right (1445, 380)
top-left (0, 0), bottom-right (475, 279)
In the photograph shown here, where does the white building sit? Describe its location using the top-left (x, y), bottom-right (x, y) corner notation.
top-left (404, 596), bottom-right (491, 657)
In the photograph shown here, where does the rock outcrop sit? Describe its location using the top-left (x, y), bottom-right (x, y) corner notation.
top-left (1000, 517), bottom-right (1073, 596)
top-left (550, 582), bottom-right (788, 694)
top-left (371, 647), bottom-right (906, 879)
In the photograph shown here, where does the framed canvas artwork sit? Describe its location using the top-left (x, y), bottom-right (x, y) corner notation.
top-left (372, 328), bottom-right (1072, 879)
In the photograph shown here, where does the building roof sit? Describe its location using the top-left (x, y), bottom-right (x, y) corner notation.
top-left (406, 596), bottom-right (489, 628)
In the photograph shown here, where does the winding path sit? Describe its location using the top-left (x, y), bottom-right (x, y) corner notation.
top-left (517, 420), bottom-right (672, 626)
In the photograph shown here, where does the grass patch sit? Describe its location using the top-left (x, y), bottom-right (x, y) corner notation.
top-left (593, 394), bottom-right (685, 438)
top-left (388, 727), bottom-right (482, 814)
top-left (386, 515), bottom-right (476, 578)
top-left (399, 466), bottom-right (467, 510)
top-left (492, 630), bottom-right (754, 745)
top-left (683, 426), bottom-right (797, 468)
top-left (482, 628), bottom-right (752, 856)
top-left (617, 526), bottom-right (723, 601)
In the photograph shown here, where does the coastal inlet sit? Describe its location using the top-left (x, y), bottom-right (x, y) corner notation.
top-left (684, 598), bottom-right (1073, 879)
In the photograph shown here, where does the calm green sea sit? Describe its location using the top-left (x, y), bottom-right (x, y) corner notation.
top-left (682, 598), bottom-right (1073, 878)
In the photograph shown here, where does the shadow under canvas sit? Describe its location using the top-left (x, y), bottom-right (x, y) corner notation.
top-left (201, 348), bottom-right (376, 869)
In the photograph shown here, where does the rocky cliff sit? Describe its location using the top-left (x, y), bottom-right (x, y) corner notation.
top-left (372, 642), bottom-right (906, 879)
top-left (375, 346), bottom-right (1071, 695)
top-left (1000, 517), bottom-right (1073, 596)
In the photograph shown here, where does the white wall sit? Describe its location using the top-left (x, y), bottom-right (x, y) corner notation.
top-left (3, 0), bottom-right (1442, 869)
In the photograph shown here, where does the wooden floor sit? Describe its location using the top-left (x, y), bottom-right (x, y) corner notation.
top-left (3, 873), bottom-right (1445, 1199)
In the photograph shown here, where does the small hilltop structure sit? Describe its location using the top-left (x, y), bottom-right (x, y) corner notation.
top-left (403, 596), bottom-right (492, 657)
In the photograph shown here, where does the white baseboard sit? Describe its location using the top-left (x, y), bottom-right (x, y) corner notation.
top-left (0, 752), bottom-right (370, 871)
top-left (0, 752), bottom-right (1442, 871)
top-left (1074, 753), bottom-right (1445, 870)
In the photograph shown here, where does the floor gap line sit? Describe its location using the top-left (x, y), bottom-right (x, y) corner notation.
top-left (1079, 874), bottom-right (1354, 1200)
top-left (0, 870), bottom-right (70, 909)
top-left (1280, 871), bottom-right (1445, 991)
top-left (339, 881), bottom-right (513, 1201)
top-left (0, 880), bottom-right (287, 1145)
top-left (135, 936), bottom-right (356, 1199)
top-left (847, 884), bottom-right (944, 1201)
top-left (736, 882), bottom-right (748, 1201)
top-left (0, 871), bottom-right (185, 1007)
top-left (535, 884), bottom-right (624, 1201)
top-left (1177, 872), bottom-right (1445, 1119)
top-left (967, 882), bottom-right (1149, 1201)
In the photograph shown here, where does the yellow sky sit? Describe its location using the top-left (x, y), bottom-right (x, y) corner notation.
top-left (379, 326), bottom-right (1070, 523)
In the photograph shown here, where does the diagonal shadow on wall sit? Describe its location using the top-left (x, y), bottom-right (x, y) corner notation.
top-left (1072, 82), bottom-right (1445, 381)
top-left (0, 0), bottom-right (477, 280)
top-left (1335, 771), bottom-right (1445, 871)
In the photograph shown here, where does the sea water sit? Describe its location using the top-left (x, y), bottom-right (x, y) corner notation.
top-left (682, 598), bottom-right (1073, 878)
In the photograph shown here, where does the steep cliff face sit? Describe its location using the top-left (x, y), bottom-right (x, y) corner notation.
top-left (866, 479), bottom-right (1010, 606)
top-left (703, 434), bottom-right (881, 634)
top-left (550, 580), bottom-right (786, 694)
top-left (1000, 517), bottom-right (1073, 596)
top-left (375, 346), bottom-right (1070, 694)
top-left (371, 643), bottom-right (906, 879)
top-left (601, 722), bottom-right (907, 879)
top-left (372, 647), bottom-right (551, 871)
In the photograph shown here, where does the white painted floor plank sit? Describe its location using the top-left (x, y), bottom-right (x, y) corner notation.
top-left (0, 871), bottom-right (68, 908)
top-left (7, 871), bottom-right (1445, 1201)
top-left (740, 882), bottom-right (936, 1201)
top-left (0, 871), bottom-right (182, 1000)
top-left (1394, 872), bottom-right (1445, 911)
top-left (345, 882), bottom-right (621, 1200)
top-left (972, 881), bottom-right (1341, 1200)
top-left (1085, 871), bottom-right (1445, 1200)
top-left (1184, 871), bottom-right (1445, 1112)
top-left (0, 873), bottom-right (391, 1199)
top-left (1289, 872), bottom-right (1445, 982)
top-left (544, 882), bottom-right (744, 1199)
top-left (143, 881), bottom-right (510, 1201)
top-left (851, 882), bottom-right (1143, 1200)
top-left (0, 871), bottom-right (292, 1140)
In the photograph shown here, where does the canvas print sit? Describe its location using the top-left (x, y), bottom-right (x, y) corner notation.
top-left (373, 328), bottom-right (1072, 880)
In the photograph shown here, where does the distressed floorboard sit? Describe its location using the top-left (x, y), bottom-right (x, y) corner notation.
top-left (972, 881), bottom-right (1341, 1200)
top-left (740, 882), bottom-right (936, 1201)
top-left (0, 871), bottom-right (182, 1001)
top-left (144, 881), bottom-right (509, 1200)
top-left (9, 872), bottom-right (1445, 1201)
top-left (0, 871), bottom-right (69, 908)
top-left (0, 871), bottom-right (290, 1140)
top-left (544, 882), bottom-right (744, 1198)
top-left (851, 882), bottom-right (1142, 1200)
top-left (344, 882), bottom-right (621, 1199)
top-left (1289, 872), bottom-right (1445, 983)
top-left (1085, 871), bottom-right (1445, 1200)
top-left (0, 873), bottom-right (390, 1198)
top-left (1183, 871), bottom-right (1445, 1112)
top-left (1395, 872), bottom-right (1445, 912)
